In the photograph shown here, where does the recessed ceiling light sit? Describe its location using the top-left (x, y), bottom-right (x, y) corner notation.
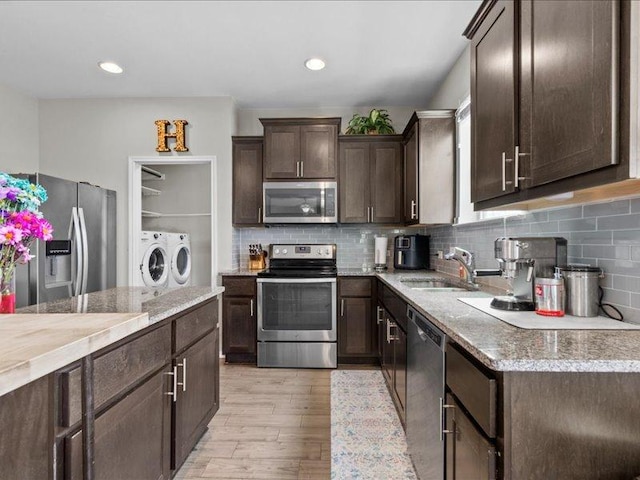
top-left (305, 58), bottom-right (326, 71)
top-left (98, 61), bottom-right (124, 74)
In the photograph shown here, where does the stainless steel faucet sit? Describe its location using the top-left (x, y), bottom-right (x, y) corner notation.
top-left (444, 247), bottom-right (476, 284)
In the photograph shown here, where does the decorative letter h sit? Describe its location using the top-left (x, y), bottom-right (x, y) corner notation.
top-left (155, 120), bottom-right (189, 152)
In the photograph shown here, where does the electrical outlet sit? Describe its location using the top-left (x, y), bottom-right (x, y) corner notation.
top-left (437, 250), bottom-right (444, 259)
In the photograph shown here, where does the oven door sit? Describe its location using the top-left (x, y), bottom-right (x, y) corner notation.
top-left (257, 277), bottom-right (337, 341)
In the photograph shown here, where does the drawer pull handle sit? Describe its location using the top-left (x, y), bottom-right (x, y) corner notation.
top-left (165, 366), bottom-right (178, 402)
top-left (177, 358), bottom-right (187, 392)
top-left (376, 306), bottom-right (384, 324)
top-left (340, 298), bottom-right (345, 317)
top-left (250, 299), bottom-right (254, 317)
top-left (440, 397), bottom-right (455, 441)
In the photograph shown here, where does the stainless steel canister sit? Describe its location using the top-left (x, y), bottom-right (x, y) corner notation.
top-left (534, 277), bottom-right (565, 316)
top-left (559, 266), bottom-right (602, 317)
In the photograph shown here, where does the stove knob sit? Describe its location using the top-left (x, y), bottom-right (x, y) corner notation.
top-left (283, 249), bottom-right (288, 254)
top-left (274, 248), bottom-right (280, 255)
top-left (317, 248), bottom-right (322, 255)
top-left (325, 248), bottom-right (330, 255)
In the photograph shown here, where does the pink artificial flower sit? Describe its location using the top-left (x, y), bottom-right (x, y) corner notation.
top-left (0, 225), bottom-right (23, 245)
top-left (15, 244), bottom-right (34, 264)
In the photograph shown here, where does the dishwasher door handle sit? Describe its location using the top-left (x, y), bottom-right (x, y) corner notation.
top-left (440, 397), bottom-right (456, 441)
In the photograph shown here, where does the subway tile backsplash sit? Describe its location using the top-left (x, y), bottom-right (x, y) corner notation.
top-left (426, 198), bottom-right (640, 324)
top-left (232, 197), bottom-right (640, 323)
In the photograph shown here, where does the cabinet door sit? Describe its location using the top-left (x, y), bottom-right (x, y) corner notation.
top-left (404, 123), bottom-right (419, 223)
top-left (232, 138), bottom-right (263, 225)
top-left (394, 325), bottom-right (407, 422)
top-left (339, 141), bottom-right (370, 223)
top-left (445, 393), bottom-right (496, 480)
top-left (300, 124), bottom-right (337, 179)
top-left (66, 368), bottom-right (172, 480)
top-left (263, 125), bottom-right (300, 179)
top-left (173, 329), bottom-right (219, 470)
top-left (470, 0), bottom-right (518, 202)
top-left (0, 375), bottom-right (50, 479)
top-left (381, 315), bottom-right (395, 387)
top-left (222, 296), bottom-right (257, 356)
top-left (371, 141), bottom-right (403, 224)
top-left (520, 0), bottom-right (618, 187)
top-left (338, 296), bottom-right (374, 357)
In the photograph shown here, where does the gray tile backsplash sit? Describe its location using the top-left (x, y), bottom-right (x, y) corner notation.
top-left (233, 225), bottom-right (426, 271)
top-left (425, 198), bottom-right (640, 324)
top-left (231, 198), bottom-right (640, 323)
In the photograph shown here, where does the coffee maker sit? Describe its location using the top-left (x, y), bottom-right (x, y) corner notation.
top-left (491, 237), bottom-right (567, 311)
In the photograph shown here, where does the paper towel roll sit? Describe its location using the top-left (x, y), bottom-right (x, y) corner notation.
top-left (374, 236), bottom-right (388, 265)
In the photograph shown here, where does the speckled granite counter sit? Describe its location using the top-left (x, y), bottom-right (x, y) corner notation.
top-left (218, 269), bottom-right (262, 277)
top-left (19, 286), bottom-right (224, 323)
top-left (4, 286), bottom-right (224, 397)
top-left (377, 272), bottom-right (640, 373)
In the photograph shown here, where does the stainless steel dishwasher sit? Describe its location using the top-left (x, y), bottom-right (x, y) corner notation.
top-left (406, 305), bottom-right (447, 480)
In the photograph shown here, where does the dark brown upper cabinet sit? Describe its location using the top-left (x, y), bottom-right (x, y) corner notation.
top-left (339, 135), bottom-right (403, 224)
top-left (402, 111), bottom-right (456, 225)
top-left (232, 136), bottom-right (263, 226)
top-left (465, 0), bottom-right (632, 210)
top-left (261, 118), bottom-right (340, 180)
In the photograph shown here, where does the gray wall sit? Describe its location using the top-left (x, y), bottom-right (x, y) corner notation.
top-left (426, 199), bottom-right (640, 324)
top-left (426, 45), bottom-right (470, 109)
top-left (237, 106), bottom-right (419, 136)
top-left (38, 97), bottom-right (236, 286)
top-left (0, 82), bottom-right (39, 173)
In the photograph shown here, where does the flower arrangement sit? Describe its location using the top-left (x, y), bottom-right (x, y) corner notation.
top-left (0, 173), bottom-right (53, 312)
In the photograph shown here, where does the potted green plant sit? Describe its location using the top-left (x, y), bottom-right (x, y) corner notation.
top-left (345, 109), bottom-right (395, 135)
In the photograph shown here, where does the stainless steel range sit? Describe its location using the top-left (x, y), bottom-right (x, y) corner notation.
top-left (257, 244), bottom-right (337, 368)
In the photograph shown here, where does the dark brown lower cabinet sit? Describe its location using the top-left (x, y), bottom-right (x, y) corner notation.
top-left (0, 375), bottom-right (51, 479)
top-left (338, 277), bottom-right (377, 363)
top-left (66, 368), bottom-right (172, 480)
top-left (222, 276), bottom-right (257, 363)
top-left (378, 303), bottom-right (407, 426)
top-left (173, 328), bottom-right (219, 470)
top-left (445, 393), bottom-right (496, 480)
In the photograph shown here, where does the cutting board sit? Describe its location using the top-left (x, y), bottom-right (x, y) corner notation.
top-left (458, 297), bottom-right (640, 330)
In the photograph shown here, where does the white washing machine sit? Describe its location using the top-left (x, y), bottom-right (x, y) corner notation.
top-left (167, 232), bottom-right (192, 287)
top-left (139, 231), bottom-right (170, 288)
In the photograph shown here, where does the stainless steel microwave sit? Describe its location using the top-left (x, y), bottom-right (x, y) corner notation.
top-left (262, 181), bottom-right (337, 224)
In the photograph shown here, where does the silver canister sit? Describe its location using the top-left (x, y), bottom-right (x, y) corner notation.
top-left (535, 277), bottom-right (565, 316)
top-left (559, 266), bottom-right (602, 317)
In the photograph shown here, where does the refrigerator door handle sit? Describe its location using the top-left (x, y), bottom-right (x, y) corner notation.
top-left (78, 207), bottom-right (89, 295)
top-left (68, 207), bottom-right (83, 297)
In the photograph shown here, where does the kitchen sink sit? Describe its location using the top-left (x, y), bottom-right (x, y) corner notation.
top-left (400, 278), bottom-right (472, 291)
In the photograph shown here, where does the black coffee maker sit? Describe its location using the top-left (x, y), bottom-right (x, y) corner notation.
top-left (393, 234), bottom-right (430, 270)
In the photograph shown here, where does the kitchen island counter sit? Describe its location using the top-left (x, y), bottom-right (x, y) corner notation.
top-left (377, 271), bottom-right (640, 373)
top-left (4, 286), bottom-right (223, 397)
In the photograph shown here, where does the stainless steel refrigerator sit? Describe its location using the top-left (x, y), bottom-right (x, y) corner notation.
top-left (14, 173), bottom-right (117, 307)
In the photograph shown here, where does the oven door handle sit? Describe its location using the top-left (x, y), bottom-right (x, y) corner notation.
top-left (256, 278), bottom-right (337, 284)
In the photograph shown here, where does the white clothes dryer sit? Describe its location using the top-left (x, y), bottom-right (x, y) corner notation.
top-left (167, 232), bottom-right (192, 287)
top-left (139, 231), bottom-right (170, 288)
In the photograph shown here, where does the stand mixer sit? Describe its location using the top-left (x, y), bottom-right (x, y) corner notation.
top-left (491, 237), bottom-right (567, 311)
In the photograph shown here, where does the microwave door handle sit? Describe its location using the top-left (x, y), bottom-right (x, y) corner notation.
top-left (320, 185), bottom-right (325, 216)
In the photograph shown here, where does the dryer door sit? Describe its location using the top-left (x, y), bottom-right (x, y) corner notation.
top-left (141, 244), bottom-right (169, 287)
top-left (171, 244), bottom-right (191, 285)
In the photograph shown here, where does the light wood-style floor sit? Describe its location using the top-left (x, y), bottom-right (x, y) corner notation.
top-left (175, 363), bottom-right (331, 480)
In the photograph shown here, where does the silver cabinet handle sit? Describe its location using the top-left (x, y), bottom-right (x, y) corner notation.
top-left (340, 298), bottom-right (345, 316)
top-left (177, 358), bottom-right (187, 392)
top-left (258, 207), bottom-right (262, 223)
top-left (440, 397), bottom-right (455, 440)
top-left (300, 161), bottom-right (304, 177)
top-left (250, 298), bottom-right (254, 317)
top-left (376, 306), bottom-right (384, 324)
top-left (386, 319), bottom-right (392, 344)
top-left (370, 206), bottom-right (374, 222)
top-left (410, 200), bottom-right (417, 220)
top-left (515, 145), bottom-right (529, 188)
top-left (296, 161), bottom-right (300, 177)
top-left (501, 152), bottom-right (506, 191)
top-left (165, 366), bottom-right (178, 402)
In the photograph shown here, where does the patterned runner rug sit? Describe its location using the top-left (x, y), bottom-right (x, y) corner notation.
top-left (331, 370), bottom-right (417, 479)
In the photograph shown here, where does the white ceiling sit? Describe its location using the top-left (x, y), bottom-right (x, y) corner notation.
top-left (0, 1), bottom-right (480, 108)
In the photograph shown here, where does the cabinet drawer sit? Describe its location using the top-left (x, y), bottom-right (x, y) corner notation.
top-left (446, 345), bottom-right (497, 438)
top-left (222, 276), bottom-right (257, 296)
top-left (60, 324), bottom-right (171, 427)
top-left (382, 284), bottom-right (407, 331)
top-left (339, 277), bottom-right (372, 297)
top-left (175, 299), bottom-right (218, 353)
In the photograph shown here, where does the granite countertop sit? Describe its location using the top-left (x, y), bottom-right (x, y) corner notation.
top-left (3, 286), bottom-right (224, 397)
top-left (377, 272), bottom-right (640, 373)
top-left (219, 269), bottom-right (262, 277)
